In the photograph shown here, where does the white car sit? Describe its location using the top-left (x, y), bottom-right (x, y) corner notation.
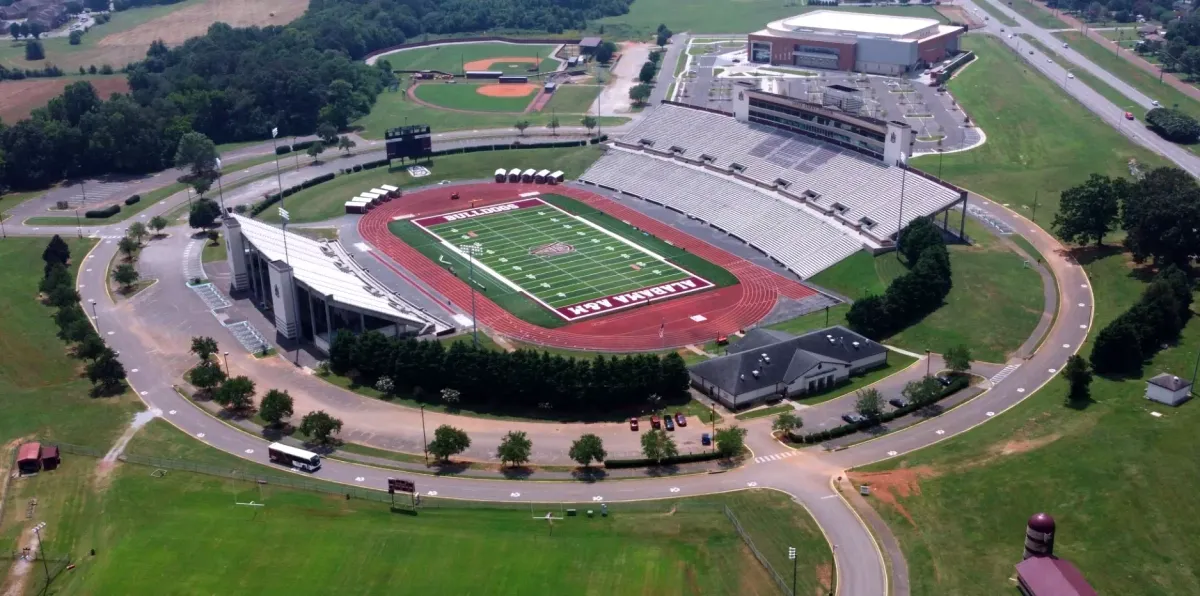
top-left (1067, 73), bottom-right (1074, 79)
top-left (1063, 43), bottom-right (1069, 48)
top-left (1151, 100), bottom-right (1161, 107)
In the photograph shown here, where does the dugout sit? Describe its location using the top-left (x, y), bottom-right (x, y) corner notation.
top-left (16, 442), bottom-right (41, 474)
top-left (495, 168), bottom-right (508, 182)
top-left (380, 184), bottom-right (400, 198)
top-left (521, 168), bottom-right (537, 182)
top-left (369, 188), bottom-right (393, 202)
top-left (507, 168), bottom-right (522, 182)
top-left (579, 37), bottom-right (603, 54)
top-left (345, 201), bottom-right (369, 214)
top-left (466, 70), bottom-right (502, 79)
top-left (549, 170), bottom-right (565, 184)
top-left (535, 169), bottom-right (551, 183)
top-left (499, 75), bottom-right (529, 84)
top-left (544, 82), bottom-right (558, 93)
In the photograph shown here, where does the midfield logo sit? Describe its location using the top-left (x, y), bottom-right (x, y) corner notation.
top-left (530, 241), bottom-right (575, 257)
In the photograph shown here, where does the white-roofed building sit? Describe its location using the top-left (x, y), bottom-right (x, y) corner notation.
top-left (747, 10), bottom-right (965, 75)
top-left (224, 215), bottom-right (452, 353)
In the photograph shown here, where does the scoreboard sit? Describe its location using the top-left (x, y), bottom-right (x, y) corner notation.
top-left (385, 124), bottom-right (432, 161)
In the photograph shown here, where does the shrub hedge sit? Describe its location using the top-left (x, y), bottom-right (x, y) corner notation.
top-left (788, 374), bottom-right (971, 445)
top-left (603, 451), bottom-right (722, 469)
top-left (275, 145), bottom-right (293, 155)
top-left (123, 194), bottom-right (141, 205)
top-left (84, 204), bottom-right (120, 218)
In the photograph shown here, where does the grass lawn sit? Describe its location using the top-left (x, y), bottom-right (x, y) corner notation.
top-left (911, 35), bottom-right (1168, 221)
top-left (23, 182), bottom-right (188, 226)
top-left (793, 352), bottom-right (919, 406)
top-left (546, 84), bottom-right (604, 113)
top-left (380, 42), bottom-right (558, 75)
top-left (853, 245), bottom-right (1200, 596)
top-left (1018, 34), bottom-right (1135, 113)
top-left (592, 2), bottom-right (945, 39)
top-left (355, 89), bottom-right (627, 139)
top-left (766, 303), bottom-right (851, 335)
top-left (0, 0), bottom-right (204, 72)
top-left (970, 0), bottom-right (1018, 26)
top-left (1053, 31), bottom-right (1200, 123)
top-left (19, 420), bottom-right (831, 596)
top-left (201, 233), bottom-right (225, 263)
top-left (414, 81), bottom-right (538, 112)
top-left (806, 216), bottom-right (1042, 363)
top-left (291, 227), bottom-right (339, 241)
top-left (257, 145), bottom-right (605, 224)
top-left (0, 237), bottom-right (143, 450)
top-left (1005, 0), bottom-right (1069, 28)
top-left (734, 404), bottom-right (794, 421)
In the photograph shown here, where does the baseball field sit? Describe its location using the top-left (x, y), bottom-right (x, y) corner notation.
top-left (413, 81), bottom-right (541, 112)
top-left (376, 42), bottom-right (560, 75)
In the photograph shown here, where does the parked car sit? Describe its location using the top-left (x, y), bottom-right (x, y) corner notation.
top-left (888, 398), bottom-right (909, 409)
top-left (1125, 112), bottom-right (1135, 120)
top-left (936, 374), bottom-right (954, 387)
top-left (1151, 100), bottom-right (1161, 107)
top-left (842, 412), bottom-right (867, 424)
top-left (675, 413), bottom-right (687, 427)
top-left (629, 417), bottom-right (639, 431)
top-left (664, 416), bottom-right (675, 431)
top-left (701, 433), bottom-right (712, 446)
top-left (650, 415), bottom-right (661, 429)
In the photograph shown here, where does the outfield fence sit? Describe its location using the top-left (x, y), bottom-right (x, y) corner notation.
top-left (725, 505), bottom-right (795, 596)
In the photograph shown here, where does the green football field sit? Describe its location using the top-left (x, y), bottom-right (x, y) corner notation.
top-left (411, 195), bottom-right (714, 321)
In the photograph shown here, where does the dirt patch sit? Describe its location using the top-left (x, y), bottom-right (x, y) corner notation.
top-left (848, 466), bottom-right (938, 527)
top-left (936, 5), bottom-right (983, 28)
top-left (815, 561), bottom-right (833, 595)
top-left (99, 0), bottom-right (307, 47)
top-left (0, 77), bottom-right (129, 123)
top-left (476, 83), bottom-right (537, 98)
top-left (463, 56), bottom-right (542, 71)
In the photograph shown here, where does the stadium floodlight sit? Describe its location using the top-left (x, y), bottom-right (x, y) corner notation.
top-left (788, 546), bottom-right (797, 596)
top-left (32, 522), bottom-right (50, 586)
top-left (459, 242), bottom-right (484, 348)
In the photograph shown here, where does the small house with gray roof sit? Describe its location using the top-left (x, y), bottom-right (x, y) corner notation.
top-left (689, 326), bottom-right (888, 410)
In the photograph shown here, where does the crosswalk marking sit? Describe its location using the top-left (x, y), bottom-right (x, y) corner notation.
top-left (753, 451), bottom-right (800, 464)
top-left (989, 364), bottom-right (1020, 385)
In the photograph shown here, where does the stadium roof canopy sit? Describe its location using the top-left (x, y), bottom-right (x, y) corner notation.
top-left (775, 10), bottom-right (940, 38)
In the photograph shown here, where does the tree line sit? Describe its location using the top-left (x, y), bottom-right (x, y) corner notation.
top-left (1049, 0), bottom-right (1177, 24)
top-left (327, 330), bottom-right (691, 417)
top-left (846, 216), bottom-right (953, 339)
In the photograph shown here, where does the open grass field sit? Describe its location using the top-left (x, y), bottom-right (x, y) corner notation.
top-left (809, 215), bottom-right (1043, 363)
top-left (592, 2), bottom-right (945, 39)
top-left (962, 0), bottom-right (1017, 26)
top-left (1005, 0), bottom-right (1069, 28)
top-left (10, 419), bottom-right (831, 596)
top-left (911, 36), bottom-right (1168, 220)
top-left (0, 237), bottom-right (142, 451)
top-left (391, 192), bottom-right (737, 327)
top-left (414, 81), bottom-right (538, 112)
top-left (1054, 31), bottom-right (1200, 123)
top-left (378, 42), bottom-right (558, 75)
top-left (256, 145), bottom-right (605, 225)
top-left (0, 75), bottom-right (128, 124)
top-left (546, 84), bottom-right (604, 113)
top-left (1018, 34), bottom-right (1137, 116)
top-left (854, 245), bottom-right (1200, 596)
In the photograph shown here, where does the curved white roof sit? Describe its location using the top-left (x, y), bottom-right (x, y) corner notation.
top-left (767, 10), bottom-right (940, 39)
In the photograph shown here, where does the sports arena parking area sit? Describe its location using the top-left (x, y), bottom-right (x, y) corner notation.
top-left (407, 196), bottom-right (716, 321)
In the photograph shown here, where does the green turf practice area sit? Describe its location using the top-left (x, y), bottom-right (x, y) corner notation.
top-left (414, 81), bottom-right (538, 112)
top-left (392, 193), bottom-right (736, 326)
top-left (545, 84), bottom-right (604, 113)
top-left (376, 42), bottom-right (559, 75)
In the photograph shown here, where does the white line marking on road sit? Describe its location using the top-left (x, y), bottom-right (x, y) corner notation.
top-left (887, 450), bottom-right (897, 456)
top-left (670, 487), bottom-right (680, 493)
top-left (1078, 302), bottom-right (1086, 307)
top-left (107, 331), bottom-right (114, 335)
top-left (427, 490), bottom-right (438, 496)
top-left (510, 492), bottom-right (521, 498)
top-left (86, 268), bottom-right (92, 272)
top-left (139, 391), bottom-right (148, 396)
top-left (1080, 324), bottom-right (1087, 329)
top-left (1017, 387), bottom-right (1026, 393)
top-left (168, 410), bottom-right (176, 415)
top-left (131, 369), bottom-right (138, 373)
top-left (196, 433), bottom-right (206, 438)
top-left (986, 411), bottom-right (995, 417)
top-left (1062, 344), bottom-right (1070, 348)
top-left (935, 429), bottom-right (945, 435)
top-left (245, 449), bottom-right (254, 454)
top-left (592, 496), bottom-right (604, 501)
top-left (1081, 284), bottom-right (1088, 288)
top-left (78, 285), bottom-right (84, 289)
top-left (747, 481), bottom-right (758, 487)
top-left (355, 477), bottom-right (365, 482)
top-left (1048, 368), bottom-right (1057, 373)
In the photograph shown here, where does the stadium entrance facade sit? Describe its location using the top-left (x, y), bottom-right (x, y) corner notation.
top-left (747, 10), bottom-right (964, 75)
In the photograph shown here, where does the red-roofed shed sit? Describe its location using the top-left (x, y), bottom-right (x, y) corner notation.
top-left (1016, 556), bottom-right (1097, 596)
top-left (16, 442), bottom-right (41, 474)
top-left (39, 445), bottom-right (60, 471)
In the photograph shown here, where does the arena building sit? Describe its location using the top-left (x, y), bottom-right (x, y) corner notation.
top-left (747, 10), bottom-right (965, 75)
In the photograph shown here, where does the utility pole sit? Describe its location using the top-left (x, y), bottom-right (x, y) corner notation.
top-left (33, 522), bottom-right (50, 590)
top-left (1031, 190), bottom-right (1039, 223)
top-left (421, 405), bottom-right (429, 464)
top-left (460, 243), bottom-right (483, 347)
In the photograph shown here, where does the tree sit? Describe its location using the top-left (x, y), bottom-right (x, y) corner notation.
top-left (1089, 317), bottom-right (1144, 375)
top-left (427, 424), bottom-right (471, 462)
top-left (772, 411), bottom-right (804, 433)
top-left (112, 262), bottom-right (139, 290)
top-left (546, 116), bottom-right (560, 136)
top-left (316, 123), bottom-right (338, 145)
top-left (306, 141), bottom-right (326, 162)
top-left (595, 40), bottom-right (617, 63)
top-left (174, 131), bottom-right (218, 179)
top-left (568, 433), bottom-right (607, 467)
top-left (189, 361), bottom-right (226, 394)
top-left (944, 345), bottom-right (971, 373)
top-left (1063, 355), bottom-right (1092, 405)
top-left (337, 135), bottom-right (356, 155)
top-left (855, 387), bottom-right (884, 419)
top-left (27, 22), bottom-right (43, 40)
top-left (441, 387), bottom-right (461, 405)
top-left (69, 30), bottom-right (83, 46)
top-left (299, 410), bottom-right (343, 444)
top-left (514, 120), bottom-right (529, 136)
top-left (117, 236), bottom-right (138, 260)
top-left (148, 215), bottom-right (168, 235)
top-left (328, 329), bottom-right (356, 375)
top-left (1182, 46), bottom-right (1200, 78)
top-left (640, 429), bottom-right (678, 464)
top-left (9, 23), bottom-right (19, 41)
top-left (846, 294), bottom-right (890, 339)
top-left (714, 426), bottom-right (747, 458)
top-left (496, 430), bottom-right (532, 467)
top-left (1052, 174), bottom-right (1128, 246)
top-left (656, 29), bottom-right (672, 49)
top-left (42, 234), bottom-right (70, 274)
top-left (1121, 167), bottom-right (1200, 267)
top-left (214, 375), bottom-right (255, 410)
top-left (1145, 107), bottom-right (1200, 143)
top-left (190, 336), bottom-right (219, 363)
top-left (40, 263), bottom-right (71, 297)
top-left (127, 221), bottom-right (148, 245)
top-left (898, 216), bottom-right (943, 265)
top-left (638, 60), bottom-right (657, 84)
top-left (75, 333), bottom-right (108, 362)
top-left (87, 348), bottom-right (126, 395)
top-left (581, 115), bottom-right (597, 135)
top-left (189, 198), bottom-right (222, 229)
top-left (629, 83), bottom-right (652, 106)
top-left (190, 174), bottom-right (214, 198)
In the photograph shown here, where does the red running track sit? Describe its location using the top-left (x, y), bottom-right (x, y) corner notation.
top-left (359, 183), bottom-right (819, 351)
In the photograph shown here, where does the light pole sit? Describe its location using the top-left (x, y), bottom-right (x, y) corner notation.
top-left (270, 127), bottom-right (286, 206)
top-left (75, 208), bottom-right (82, 238)
top-left (215, 157), bottom-right (226, 214)
top-left (32, 522), bottom-right (50, 589)
top-left (895, 152), bottom-right (908, 260)
top-left (222, 351), bottom-right (230, 375)
top-left (788, 546), bottom-right (797, 596)
top-left (89, 299), bottom-right (99, 332)
top-left (926, 350), bottom-right (932, 377)
top-left (1, 208), bottom-right (6, 239)
top-left (420, 405), bottom-right (429, 464)
top-left (459, 242), bottom-right (483, 347)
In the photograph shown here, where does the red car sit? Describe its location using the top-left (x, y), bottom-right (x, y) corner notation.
top-left (1124, 112), bottom-right (1135, 120)
top-left (650, 415), bottom-right (662, 429)
top-left (675, 413), bottom-right (687, 427)
top-left (629, 417), bottom-right (639, 432)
